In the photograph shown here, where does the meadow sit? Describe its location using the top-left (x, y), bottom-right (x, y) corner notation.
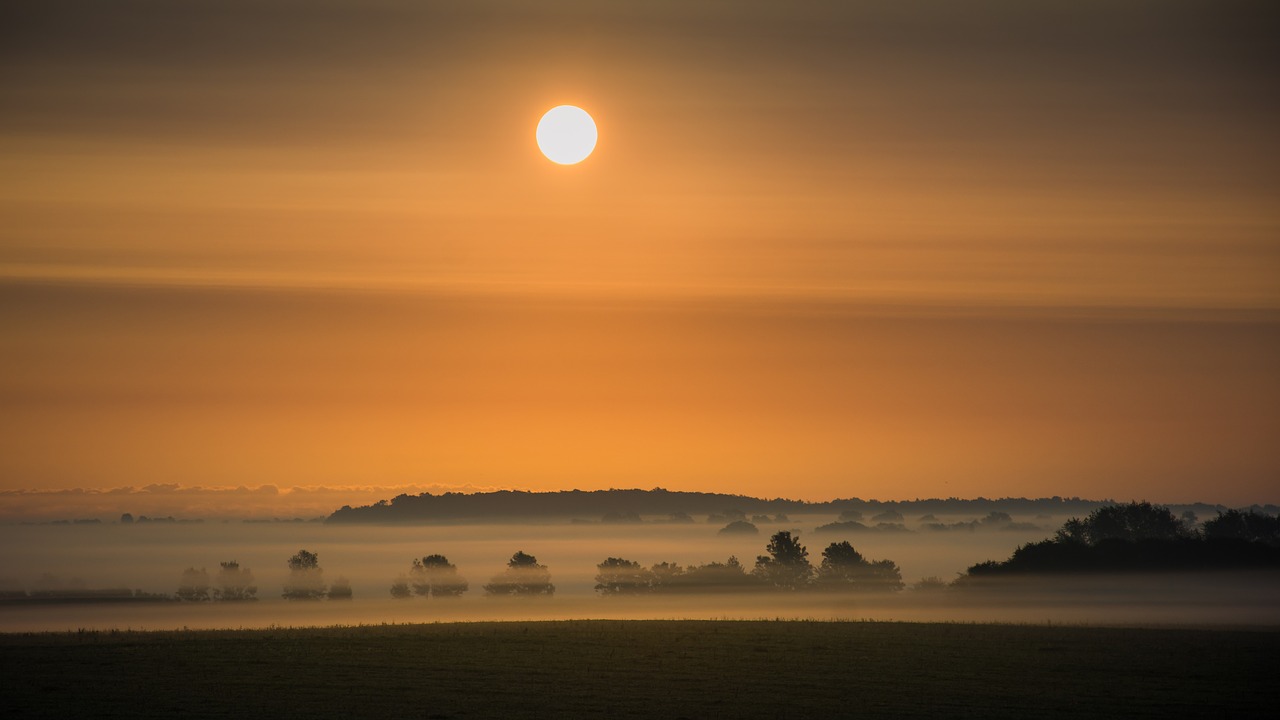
top-left (2, 620), bottom-right (1275, 719)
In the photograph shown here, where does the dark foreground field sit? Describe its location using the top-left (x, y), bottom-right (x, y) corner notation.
top-left (2, 620), bottom-right (1276, 719)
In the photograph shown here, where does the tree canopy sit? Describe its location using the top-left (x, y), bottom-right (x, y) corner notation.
top-left (1203, 510), bottom-right (1280, 546)
top-left (1055, 502), bottom-right (1190, 545)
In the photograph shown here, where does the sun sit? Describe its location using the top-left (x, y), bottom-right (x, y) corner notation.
top-left (536, 105), bottom-right (598, 165)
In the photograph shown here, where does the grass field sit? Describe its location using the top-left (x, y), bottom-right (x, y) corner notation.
top-left (2, 620), bottom-right (1276, 719)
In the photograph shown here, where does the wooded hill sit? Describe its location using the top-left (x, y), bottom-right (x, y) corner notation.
top-left (324, 488), bottom-right (1250, 525)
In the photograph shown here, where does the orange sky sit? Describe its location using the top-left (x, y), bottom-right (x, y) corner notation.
top-left (2, 1), bottom-right (1278, 510)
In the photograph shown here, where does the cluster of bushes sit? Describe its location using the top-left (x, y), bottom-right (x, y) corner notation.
top-left (965, 504), bottom-right (1280, 578)
top-left (385, 533), bottom-right (903, 600)
top-left (177, 550), bottom-right (351, 601)
top-left (595, 532), bottom-right (903, 594)
top-left (176, 561), bottom-right (259, 601)
top-left (389, 551), bottom-right (553, 598)
top-left (816, 510), bottom-right (1041, 535)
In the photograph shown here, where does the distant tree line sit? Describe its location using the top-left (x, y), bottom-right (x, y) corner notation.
top-left (0, 577), bottom-right (169, 604)
top-left (815, 510), bottom-right (1043, 535)
top-left (594, 531), bottom-right (903, 594)
top-left (963, 503), bottom-right (1280, 578)
top-left (381, 534), bottom-right (902, 600)
top-left (174, 550), bottom-right (352, 601)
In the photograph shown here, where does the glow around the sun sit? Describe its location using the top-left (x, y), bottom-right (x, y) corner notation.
top-left (536, 105), bottom-right (598, 165)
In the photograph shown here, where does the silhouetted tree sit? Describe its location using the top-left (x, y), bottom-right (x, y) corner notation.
top-left (283, 549), bottom-right (326, 600)
top-left (752, 531), bottom-right (813, 590)
top-left (484, 551), bottom-right (554, 596)
top-left (214, 561), bottom-right (257, 601)
top-left (594, 557), bottom-right (653, 595)
top-left (409, 554), bottom-right (469, 597)
top-left (815, 541), bottom-right (904, 592)
top-left (176, 567), bottom-right (210, 601)
top-left (815, 541), bottom-right (864, 591)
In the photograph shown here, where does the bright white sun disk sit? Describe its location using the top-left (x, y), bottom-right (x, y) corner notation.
top-left (536, 105), bottom-right (597, 165)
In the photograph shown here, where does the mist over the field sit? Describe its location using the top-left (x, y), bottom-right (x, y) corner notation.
top-left (4, 514), bottom-right (1276, 631)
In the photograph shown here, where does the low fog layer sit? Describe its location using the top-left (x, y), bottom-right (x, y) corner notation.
top-left (1, 516), bottom-right (1030, 597)
top-left (3, 516), bottom-right (1277, 631)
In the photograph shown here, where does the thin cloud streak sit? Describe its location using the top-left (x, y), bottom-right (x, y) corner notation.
top-left (0, 483), bottom-right (505, 522)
